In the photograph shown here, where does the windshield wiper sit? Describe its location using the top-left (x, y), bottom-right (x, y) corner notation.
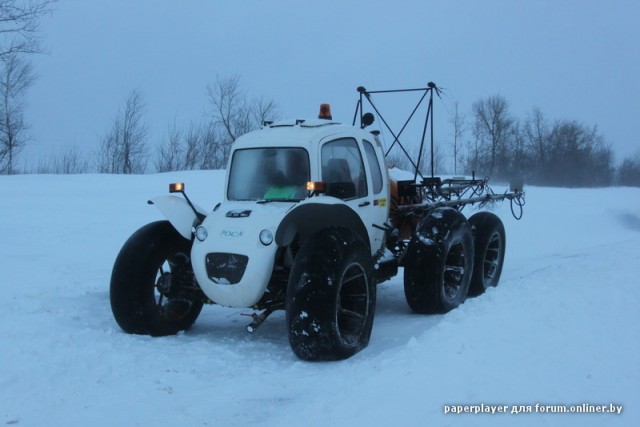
top-left (256, 198), bottom-right (300, 204)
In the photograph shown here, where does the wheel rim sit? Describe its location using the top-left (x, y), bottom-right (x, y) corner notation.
top-left (336, 263), bottom-right (369, 348)
top-left (154, 252), bottom-right (194, 322)
top-left (443, 239), bottom-right (467, 301)
top-left (483, 232), bottom-right (503, 284)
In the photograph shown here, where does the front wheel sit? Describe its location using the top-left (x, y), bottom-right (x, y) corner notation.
top-left (286, 229), bottom-right (376, 361)
top-left (110, 221), bottom-right (204, 336)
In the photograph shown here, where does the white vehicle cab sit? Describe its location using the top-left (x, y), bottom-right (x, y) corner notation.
top-left (190, 117), bottom-right (389, 310)
top-left (110, 85), bottom-right (524, 360)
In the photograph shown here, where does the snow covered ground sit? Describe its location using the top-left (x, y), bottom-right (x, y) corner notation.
top-left (1, 171), bottom-right (638, 426)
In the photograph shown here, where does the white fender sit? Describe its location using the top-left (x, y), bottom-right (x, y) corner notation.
top-left (148, 195), bottom-right (207, 240)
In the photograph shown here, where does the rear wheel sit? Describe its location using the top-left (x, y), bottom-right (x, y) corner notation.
top-left (468, 212), bottom-right (506, 296)
top-left (286, 228), bottom-right (375, 361)
top-left (110, 221), bottom-right (204, 336)
top-left (404, 208), bottom-right (474, 314)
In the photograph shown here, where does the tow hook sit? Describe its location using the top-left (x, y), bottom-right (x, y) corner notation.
top-left (243, 308), bottom-right (274, 333)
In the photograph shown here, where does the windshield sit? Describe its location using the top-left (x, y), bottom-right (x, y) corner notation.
top-left (227, 147), bottom-right (310, 201)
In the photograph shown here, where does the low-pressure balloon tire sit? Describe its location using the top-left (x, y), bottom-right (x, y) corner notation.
top-left (404, 208), bottom-right (474, 314)
top-left (467, 212), bottom-right (506, 296)
top-left (110, 221), bottom-right (203, 336)
top-left (286, 228), bottom-right (376, 361)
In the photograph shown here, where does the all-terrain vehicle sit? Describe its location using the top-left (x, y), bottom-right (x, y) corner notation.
top-left (110, 84), bottom-right (525, 360)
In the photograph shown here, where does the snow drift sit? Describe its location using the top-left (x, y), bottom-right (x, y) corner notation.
top-left (1, 171), bottom-right (638, 426)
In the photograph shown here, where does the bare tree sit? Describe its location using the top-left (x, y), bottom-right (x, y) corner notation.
top-left (430, 140), bottom-right (446, 175)
top-left (508, 119), bottom-right (527, 176)
top-left (98, 90), bottom-right (148, 174)
top-left (208, 75), bottom-right (247, 142)
top-left (541, 120), bottom-right (613, 186)
top-left (156, 75), bottom-right (278, 172)
top-left (471, 95), bottom-right (514, 178)
top-left (207, 75), bottom-right (277, 140)
top-left (155, 121), bottom-right (182, 172)
top-left (618, 151), bottom-right (640, 187)
top-left (200, 122), bottom-right (225, 169)
top-left (524, 107), bottom-right (549, 166)
top-left (251, 97), bottom-right (277, 128)
top-left (156, 76), bottom-right (278, 173)
top-left (463, 135), bottom-right (481, 175)
top-left (36, 144), bottom-right (89, 174)
top-left (182, 123), bottom-right (202, 170)
top-left (0, 0), bottom-right (56, 58)
top-left (155, 120), bottom-right (229, 172)
top-left (449, 101), bottom-right (465, 175)
top-left (0, 52), bottom-right (34, 174)
top-left (0, 1), bottom-right (56, 173)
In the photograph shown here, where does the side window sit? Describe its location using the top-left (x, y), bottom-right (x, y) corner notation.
top-left (363, 140), bottom-right (383, 194)
top-left (321, 138), bottom-right (368, 199)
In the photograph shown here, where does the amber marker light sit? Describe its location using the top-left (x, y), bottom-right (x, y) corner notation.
top-left (306, 181), bottom-right (326, 193)
top-left (318, 104), bottom-right (332, 120)
top-left (169, 182), bottom-right (184, 193)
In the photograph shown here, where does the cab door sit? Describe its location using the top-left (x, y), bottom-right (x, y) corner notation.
top-left (361, 138), bottom-right (389, 252)
top-left (320, 137), bottom-right (382, 253)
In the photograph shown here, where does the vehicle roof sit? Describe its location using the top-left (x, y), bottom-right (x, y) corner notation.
top-left (232, 119), bottom-right (372, 150)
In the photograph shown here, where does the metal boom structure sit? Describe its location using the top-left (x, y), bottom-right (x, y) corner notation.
top-left (352, 83), bottom-right (525, 220)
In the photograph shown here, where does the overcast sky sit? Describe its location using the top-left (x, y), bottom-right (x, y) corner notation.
top-left (25, 0), bottom-right (640, 170)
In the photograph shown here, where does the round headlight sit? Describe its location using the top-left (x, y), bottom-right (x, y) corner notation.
top-left (259, 229), bottom-right (273, 246)
top-left (195, 225), bottom-right (208, 242)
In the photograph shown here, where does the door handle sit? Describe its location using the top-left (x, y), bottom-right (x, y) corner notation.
top-left (358, 201), bottom-right (371, 207)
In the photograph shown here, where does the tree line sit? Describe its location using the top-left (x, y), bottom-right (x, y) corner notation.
top-left (379, 93), bottom-right (639, 187)
top-left (88, 75), bottom-right (277, 175)
top-left (462, 95), bottom-right (620, 187)
top-left (17, 81), bottom-right (640, 188)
